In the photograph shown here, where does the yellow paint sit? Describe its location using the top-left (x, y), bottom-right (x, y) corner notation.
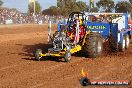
top-left (69, 33), bottom-right (75, 40)
top-left (64, 47), bottom-right (67, 51)
top-left (40, 45), bottom-right (82, 57)
top-left (40, 53), bottom-right (62, 57)
top-left (40, 31), bottom-right (92, 57)
top-left (79, 18), bottom-right (83, 25)
top-left (82, 31), bottom-right (91, 46)
top-left (70, 45), bottom-right (82, 54)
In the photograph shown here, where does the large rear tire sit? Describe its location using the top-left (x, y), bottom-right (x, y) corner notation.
top-left (83, 33), bottom-right (103, 58)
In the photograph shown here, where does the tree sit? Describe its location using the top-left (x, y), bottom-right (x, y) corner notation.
top-left (57, 0), bottom-right (77, 15)
top-left (90, 7), bottom-right (99, 12)
top-left (28, 1), bottom-right (41, 15)
top-left (57, 0), bottom-right (63, 8)
top-left (96, 0), bottom-right (115, 12)
top-left (115, 1), bottom-right (132, 13)
top-left (42, 6), bottom-right (60, 16)
top-left (57, 0), bottom-right (88, 16)
top-left (57, 0), bottom-right (76, 8)
top-left (76, 1), bottom-right (88, 12)
top-left (0, 0), bottom-right (3, 6)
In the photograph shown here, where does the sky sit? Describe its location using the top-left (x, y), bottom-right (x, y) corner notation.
top-left (2, 0), bottom-right (129, 13)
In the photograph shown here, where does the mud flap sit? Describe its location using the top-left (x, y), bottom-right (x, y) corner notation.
top-left (110, 23), bottom-right (118, 51)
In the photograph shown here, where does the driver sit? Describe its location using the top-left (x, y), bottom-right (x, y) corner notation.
top-left (67, 17), bottom-right (84, 42)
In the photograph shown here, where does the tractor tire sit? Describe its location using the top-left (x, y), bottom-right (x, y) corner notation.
top-left (119, 36), bottom-right (126, 52)
top-left (125, 34), bottom-right (130, 49)
top-left (35, 49), bottom-right (42, 61)
top-left (83, 33), bottom-right (103, 58)
top-left (64, 51), bottom-right (71, 62)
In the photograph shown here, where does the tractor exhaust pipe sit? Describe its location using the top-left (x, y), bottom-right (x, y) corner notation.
top-left (74, 20), bottom-right (80, 45)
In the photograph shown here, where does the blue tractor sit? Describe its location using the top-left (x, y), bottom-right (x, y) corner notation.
top-left (35, 12), bottom-right (132, 62)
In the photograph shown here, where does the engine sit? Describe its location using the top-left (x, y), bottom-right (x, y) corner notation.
top-left (53, 31), bottom-right (68, 51)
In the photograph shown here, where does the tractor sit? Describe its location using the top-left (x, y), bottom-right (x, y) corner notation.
top-left (35, 12), bottom-right (132, 62)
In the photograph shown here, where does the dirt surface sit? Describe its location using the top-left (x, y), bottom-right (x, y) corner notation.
top-left (0, 24), bottom-right (132, 88)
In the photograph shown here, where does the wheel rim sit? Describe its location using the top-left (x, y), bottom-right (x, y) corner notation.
top-left (97, 41), bottom-right (102, 53)
top-left (123, 38), bottom-right (125, 49)
top-left (126, 36), bottom-right (130, 48)
top-left (65, 52), bottom-right (71, 62)
top-left (38, 52), bottom-right (42, 59)
top-left (35, 49), bottom-right (42, 60)
top-left (67, 53), bottom-right (71, 60)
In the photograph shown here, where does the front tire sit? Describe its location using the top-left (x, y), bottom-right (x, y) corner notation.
top-left (64, 51), bottom-right (71, 62)
top-left (35, 49), bottom-right (42, 61)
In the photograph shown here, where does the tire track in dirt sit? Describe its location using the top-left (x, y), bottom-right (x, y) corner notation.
top-left (0, 58), bottom-right (83, 78)
top-left (27, 58), bottom-right (90, 88)
top-left (0, 56), bottom-right (84, 87)
top-left (0, 32), bottom-right (48, 43)
top-left (0, 62), bottom-right (28, 71)
top-left (29, 83), bottom-right (44, 88)
top-left (0, 24), bottom-right (132, 88)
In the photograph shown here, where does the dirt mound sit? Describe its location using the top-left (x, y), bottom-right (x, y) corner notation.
top-left (0, 24), bottom-right (131, 88)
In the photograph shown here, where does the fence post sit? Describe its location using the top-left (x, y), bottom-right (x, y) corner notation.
top-left (48, 20), bottom-right (52, 42)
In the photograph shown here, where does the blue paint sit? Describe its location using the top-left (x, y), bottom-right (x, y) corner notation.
top-left (120, 33), bottom-right (123, 45)
top-left (111, 23), bottom-right (118, 49)
top-left (57, 21), bottom-right (61, 31)
top-left (87, 22), bottom-right (110, 39)
top-left (57, 18), bottom-right (68, 31)
top-left (57, 12), bottom-right (132, 50)
top-left (125, 12), bottom-right (128, 30)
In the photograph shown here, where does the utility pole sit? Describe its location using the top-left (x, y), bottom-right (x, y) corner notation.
top-left (33, 0), bottom-right (36, 23)
top-left (29, 0), bottom-right (36, 23)
top-left (90, 0), bottom-right (94, 12)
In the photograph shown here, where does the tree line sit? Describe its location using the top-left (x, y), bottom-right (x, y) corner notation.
top-left (43, 0), bottom-right (132, 16)
top-left (0, 0), bottom-right (132, 16)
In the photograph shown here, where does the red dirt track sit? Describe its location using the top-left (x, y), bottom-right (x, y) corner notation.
top-left (0, 24), bottom-right (132, 88)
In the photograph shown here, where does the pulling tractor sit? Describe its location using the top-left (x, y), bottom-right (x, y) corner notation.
top-left (35, 12), bottom-right (132, 62)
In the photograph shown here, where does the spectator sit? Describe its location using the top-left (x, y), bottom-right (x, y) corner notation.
top-left (0, 7), bottom-right (65, 24)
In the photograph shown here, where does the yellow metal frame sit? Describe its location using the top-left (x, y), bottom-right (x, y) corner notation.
top-left (70, 45), bottom-right (82, 54)
top-left (40, 45), bottom-right (82, 57)
top-left (40, 51), bottom-right (65, 57)
top-left (39, 31), bottom-right (91, 57)
top-left (82, 30), bottom-right (91, 46)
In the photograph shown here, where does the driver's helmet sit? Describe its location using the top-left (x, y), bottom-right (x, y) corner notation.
top-left (74, 15), bottom-right (78, 20)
